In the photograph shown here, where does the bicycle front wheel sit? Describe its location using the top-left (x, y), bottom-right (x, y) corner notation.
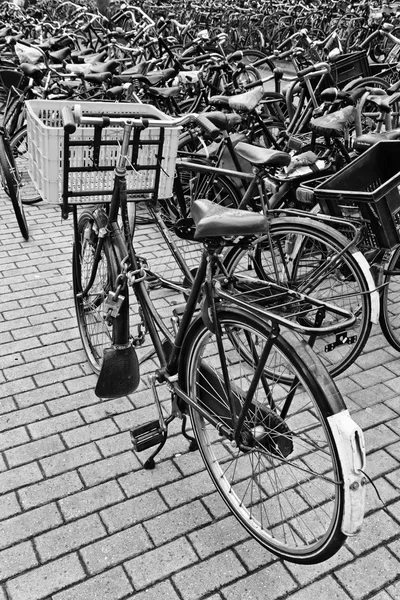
top-left (73, 208), bottom-right (116, 373)
top-left (0, 133), bottom-right (29, 239)
top-left (182, 308), bottom-right (347, 563)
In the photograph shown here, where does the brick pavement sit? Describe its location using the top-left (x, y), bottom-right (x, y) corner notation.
top-left (0, 193), bottom-right (400, 600)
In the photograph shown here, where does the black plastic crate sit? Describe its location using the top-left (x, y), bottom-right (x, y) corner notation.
top-left (314, 141), bottom-right (400, 249)
top-left (330, 51), bottom-right (371, 87)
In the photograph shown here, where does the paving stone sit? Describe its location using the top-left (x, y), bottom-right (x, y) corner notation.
top-left (188, 516), bottom-right (249, 559)
top-left (0, 404), bottom-right (49, 432)
top-left (51, 566), bottom-right (133, 600)
top-left (79, 397), bottom-right (134, 423)
top-left (124, 580), bottom-right (181, 600)
top-left (284, 577), bottom-right (351, 600)
top-left (0, 461), bottom-right (43, 494)
top-left (0, 427), bottom-right (30, 451)
top-left (59, 480), bottom-right (125, 521)
top-left (40, 443), bottom-right (101, 477)
top-left (158, 470), bottom-right (217, 508)
top-left (46, 390), bottom-right (99, 415)
top-left (217, 560), bottom-right (296, 600)
top-left (0, 492), bottom-right (21, 521)
top-left (100, 491), bottom-right (168, 534)
top-left (15, 383), bottom-right (68, 410)
top-left (35, 514), bottom-right (107, 561)
top-left (6, 554), bottom-right (85, 600)
top-left (80, 524), bottom-right (152, 574)
top-left (5, 434), bottom-right (64, 467)
top-left (96, 431), bottom-right (132, 457)
top-left (18, 471), bottom-right (84, 510)
top-left (61, 419), bottom-right (119, 447)
top-left (28, 411), bottom-right (85, 440)
top-left (79, 451), bottom-right (141, 487)
top-left (119, 461), bottom-right (182, 497)
top-left (345, 509), bottom-right (399, 555)
top-left (0, 541), bottom-right (38, 581)
top-left (336, 547), bottom-right (399, 600)
top-left (0, 503), bottom-right (62, 550)
top-left (124, 539), bottom-right (198, 589)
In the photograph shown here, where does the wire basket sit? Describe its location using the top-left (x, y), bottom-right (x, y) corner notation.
top-left (26, 100), bottom-right (181, 205)
top-left (314, 141), bottom-right (400, 250)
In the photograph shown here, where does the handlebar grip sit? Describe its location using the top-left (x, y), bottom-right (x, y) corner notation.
top-left (297, 62), bottom-right (329, 77)
top-left (195, 113), bottom-right (220, 140)
top-left (61, 106), bottom-right (76, 134)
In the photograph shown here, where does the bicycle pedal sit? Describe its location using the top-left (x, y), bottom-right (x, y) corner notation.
top-left (130, 420), bottom-right (165, 452)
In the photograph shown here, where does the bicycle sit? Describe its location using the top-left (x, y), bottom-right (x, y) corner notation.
top-left (27, 99), bottom-right (366, 564)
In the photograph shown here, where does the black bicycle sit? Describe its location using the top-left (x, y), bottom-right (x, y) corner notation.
top-left (33, 101), bottom-right (367, 565)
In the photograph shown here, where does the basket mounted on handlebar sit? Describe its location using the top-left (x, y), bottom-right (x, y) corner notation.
top-left (25, 100), bottom-right (181, 217)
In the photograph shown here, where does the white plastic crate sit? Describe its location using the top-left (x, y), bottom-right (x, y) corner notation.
top-left (26, 100), bottom-right (181, 204)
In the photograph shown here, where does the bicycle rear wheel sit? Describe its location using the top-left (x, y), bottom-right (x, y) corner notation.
top-left (0, 133), bottom-right (29, 240)
top-left (380, 245), bottom-right (400, 351)
top-left (182, 307), bottom-right (348, 563)
top-left (223, 217), bottom-right (373, 377)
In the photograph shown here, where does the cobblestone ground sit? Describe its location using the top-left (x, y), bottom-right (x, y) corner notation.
top-left (0, 192), bottom-right (399, 600)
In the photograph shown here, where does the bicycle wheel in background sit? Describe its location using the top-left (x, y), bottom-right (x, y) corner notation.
top-left (380, 245), bottom-right (400, 351)
top-left (183, 307), bottom-right (357, 563)
top-left (223, 217), bottom-right (373, 378)
top-left (73, 208), bottom-right (115, 373)
top-left (10, 127), bottom-right (42, 205)
top-left (0, 133), bottom-right (29, 240)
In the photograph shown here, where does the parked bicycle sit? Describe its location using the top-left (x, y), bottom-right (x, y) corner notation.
top-left (26, 99), bottom-right (366, 564)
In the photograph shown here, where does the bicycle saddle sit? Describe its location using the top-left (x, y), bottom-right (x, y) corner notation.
top-left (84, 71), bottom-right (112, 84)
top-left (19, 63), bottom-right (45, 81)
top-left (192, 198), bottom-right (269, 239)
top-left (83, 50), bottom-right (108, 64)
top-left (209, 86), bottom-right (264, 112)
top-left (48, 47), bottom-right (71, 63)
top-left (354, 130), bottom-right (400, 153)
top-left (234, 142), bottom-right (291, 168)
top-left (90, 60), bottom-right (121, 74)
top-left (132, 68), bottom-right (177, 86)
top-left (310, 105), bottom-right (355, 138)
top-left (148, 86), bottom-right (181, 98)
top-left (228, 87), bottom-right (264, 112)
top-left (202, 111), bottom-right (242, 132)
top-left (366, 93), bottom-right (400, 113)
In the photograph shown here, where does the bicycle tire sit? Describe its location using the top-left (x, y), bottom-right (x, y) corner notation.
top-left (3, 97), bottom-right (25, 139)
top-left (181, 306), bottom-right (347, 563)
top-left (342, 76), bottom-right (389, 92)
top-left (73, 208), bottom-right (119, 374)
top-left (244, 29), bottom-right (266, 51)
top-left (249, 120), bottom-right (286, 150)
top-left (344, 27), bottom-right (366, 53)
top-left (223, 216), bottom-right (373, 378)
top-left (0, 133), bottom-right (29, 240)
top-left (379, 245), bottom-right (400, 352)
top-left (9, 127), bottom-right (42, 205)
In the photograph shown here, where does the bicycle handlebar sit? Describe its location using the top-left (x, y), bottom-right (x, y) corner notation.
top-left (61, 105), bottom-right (221, 139)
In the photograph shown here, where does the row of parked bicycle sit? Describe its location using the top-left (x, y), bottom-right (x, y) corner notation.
top-left (2, 0), bottom-right (400, 563)
top-left (0, 0), bottom-right (400, 368)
